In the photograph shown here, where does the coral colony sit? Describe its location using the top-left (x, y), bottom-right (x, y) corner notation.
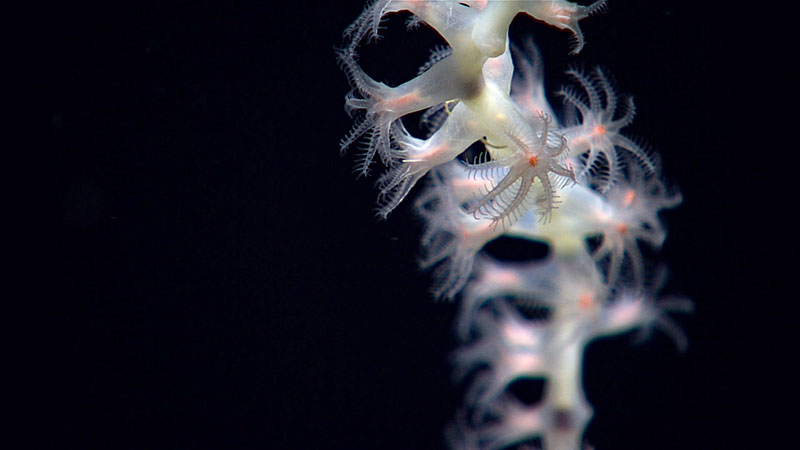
top-left (338, 1), bottom-right (690, 449)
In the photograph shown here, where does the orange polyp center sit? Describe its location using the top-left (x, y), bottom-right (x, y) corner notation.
top-left (489, 269), bottom-right (520, 286)
top-left (617, 223), bottom-right (629, 235)
top-left (579, 293), bottom-right (593, 309)
top-left (594, 125), bottom-right (606, 135)
top-left (422, 143), bottom-right (446, 159)
top-left (528, 155), bottom-right (539, 166)
top-left (623, 189), bottom-right (636, 207)
top-left (552, 8), bottom-right (572, 25)
top-left (384, 91), bottom-right (419, 110)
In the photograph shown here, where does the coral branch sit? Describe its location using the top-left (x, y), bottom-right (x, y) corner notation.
top-left (338, 2), bottom-right (687, 448)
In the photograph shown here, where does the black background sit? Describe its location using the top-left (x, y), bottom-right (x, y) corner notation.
top-left (10, 2), bottom-right (790, 449)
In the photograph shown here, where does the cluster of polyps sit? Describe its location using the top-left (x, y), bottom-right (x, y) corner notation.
top-left (339, 1), bottom-right (689, 449)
